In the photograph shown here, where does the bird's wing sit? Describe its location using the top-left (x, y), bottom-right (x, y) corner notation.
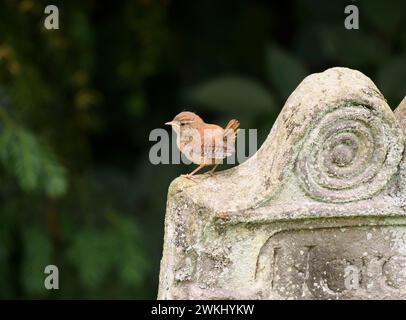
top-left (202, 143), bottom-right (234, 160)
top-left (202, 134), bottom-right (236, 160)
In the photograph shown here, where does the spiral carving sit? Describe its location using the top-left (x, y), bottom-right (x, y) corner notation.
top-left (296, 104), bottom-right (403, 203)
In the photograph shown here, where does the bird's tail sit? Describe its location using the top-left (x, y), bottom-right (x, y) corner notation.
top-left (224, 119), bottom-right (240, 139)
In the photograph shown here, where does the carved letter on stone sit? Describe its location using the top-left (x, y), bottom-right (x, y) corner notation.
top-left (158, 68), bottom-right (406, 300)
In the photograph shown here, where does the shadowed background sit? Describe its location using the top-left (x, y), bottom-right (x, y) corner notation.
top-left (0, 0), bottom-right (405, 298)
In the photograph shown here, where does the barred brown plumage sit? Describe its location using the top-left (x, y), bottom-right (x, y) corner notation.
top-left (165, 111), bottom-right (240, 180)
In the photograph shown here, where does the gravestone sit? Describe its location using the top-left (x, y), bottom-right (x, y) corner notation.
top-left (158, 67), bottom-right (406, 300)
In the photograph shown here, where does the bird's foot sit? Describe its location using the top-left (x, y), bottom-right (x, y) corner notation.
top-left (181, 174), bottom-right (197, 183)
top-left (209, 165), bottom-right (218, 177)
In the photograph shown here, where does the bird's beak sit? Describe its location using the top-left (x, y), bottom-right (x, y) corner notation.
top-left (165, 121), bottom-right (175, 126)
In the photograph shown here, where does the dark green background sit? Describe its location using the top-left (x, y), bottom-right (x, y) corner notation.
top-left (0, 0), bottom-right (405, 298)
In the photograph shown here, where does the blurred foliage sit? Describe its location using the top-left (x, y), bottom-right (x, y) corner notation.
top-left (0, 0), bottom-right (405, 299)
top-left (188, 76), bottom-right (277, 120)
top-left (0, 112), bottom-right (67, 197)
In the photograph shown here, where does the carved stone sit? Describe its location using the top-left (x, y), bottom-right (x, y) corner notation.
top-left (158, 67), bottom-right (406, 300)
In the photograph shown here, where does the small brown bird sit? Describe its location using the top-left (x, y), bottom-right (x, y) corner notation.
top-left (165, 111), bottom-right (240, 179)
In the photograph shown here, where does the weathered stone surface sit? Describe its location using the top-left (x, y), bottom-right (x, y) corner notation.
top-left (394, 96), bottom-right (406, 134)
top-left (158, 67), bottom-right (406, 300)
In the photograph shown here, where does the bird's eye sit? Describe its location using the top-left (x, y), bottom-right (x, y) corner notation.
top-left (180, 123), bottom-right (185, 126)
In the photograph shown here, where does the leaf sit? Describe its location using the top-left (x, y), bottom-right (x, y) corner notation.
top-left (187, 76), bottom-right (277, 117)
top-left (266, 45), bottom-right (308, 100)
top-left (0, 125), bottom-right (67, 198)
top-left (321, 25), bottom-right (387, 68)
top-left (68, 229), bottom-right (117, 290)
top-left (42, 146), bottom-right (68, 197)
top-left (359, 0), bottom-right (406, 34)
top-left (68, 217), bottom-right (148, 291)
top-left (0, 128), bottom-right (41, 191)
top-left (293, 25), bottom-right (326, 68)
top-left (21, 226), bottom-right (52, 296)
top-left (377, 58), bottom-right (406, 107)
top-left (114, 218), bottom-right (149, 288)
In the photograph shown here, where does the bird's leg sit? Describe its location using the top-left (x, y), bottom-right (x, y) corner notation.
top-left (182, 164), bottom-right (206, 180)
top-left (209, 164), bottom-right (218, 176)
